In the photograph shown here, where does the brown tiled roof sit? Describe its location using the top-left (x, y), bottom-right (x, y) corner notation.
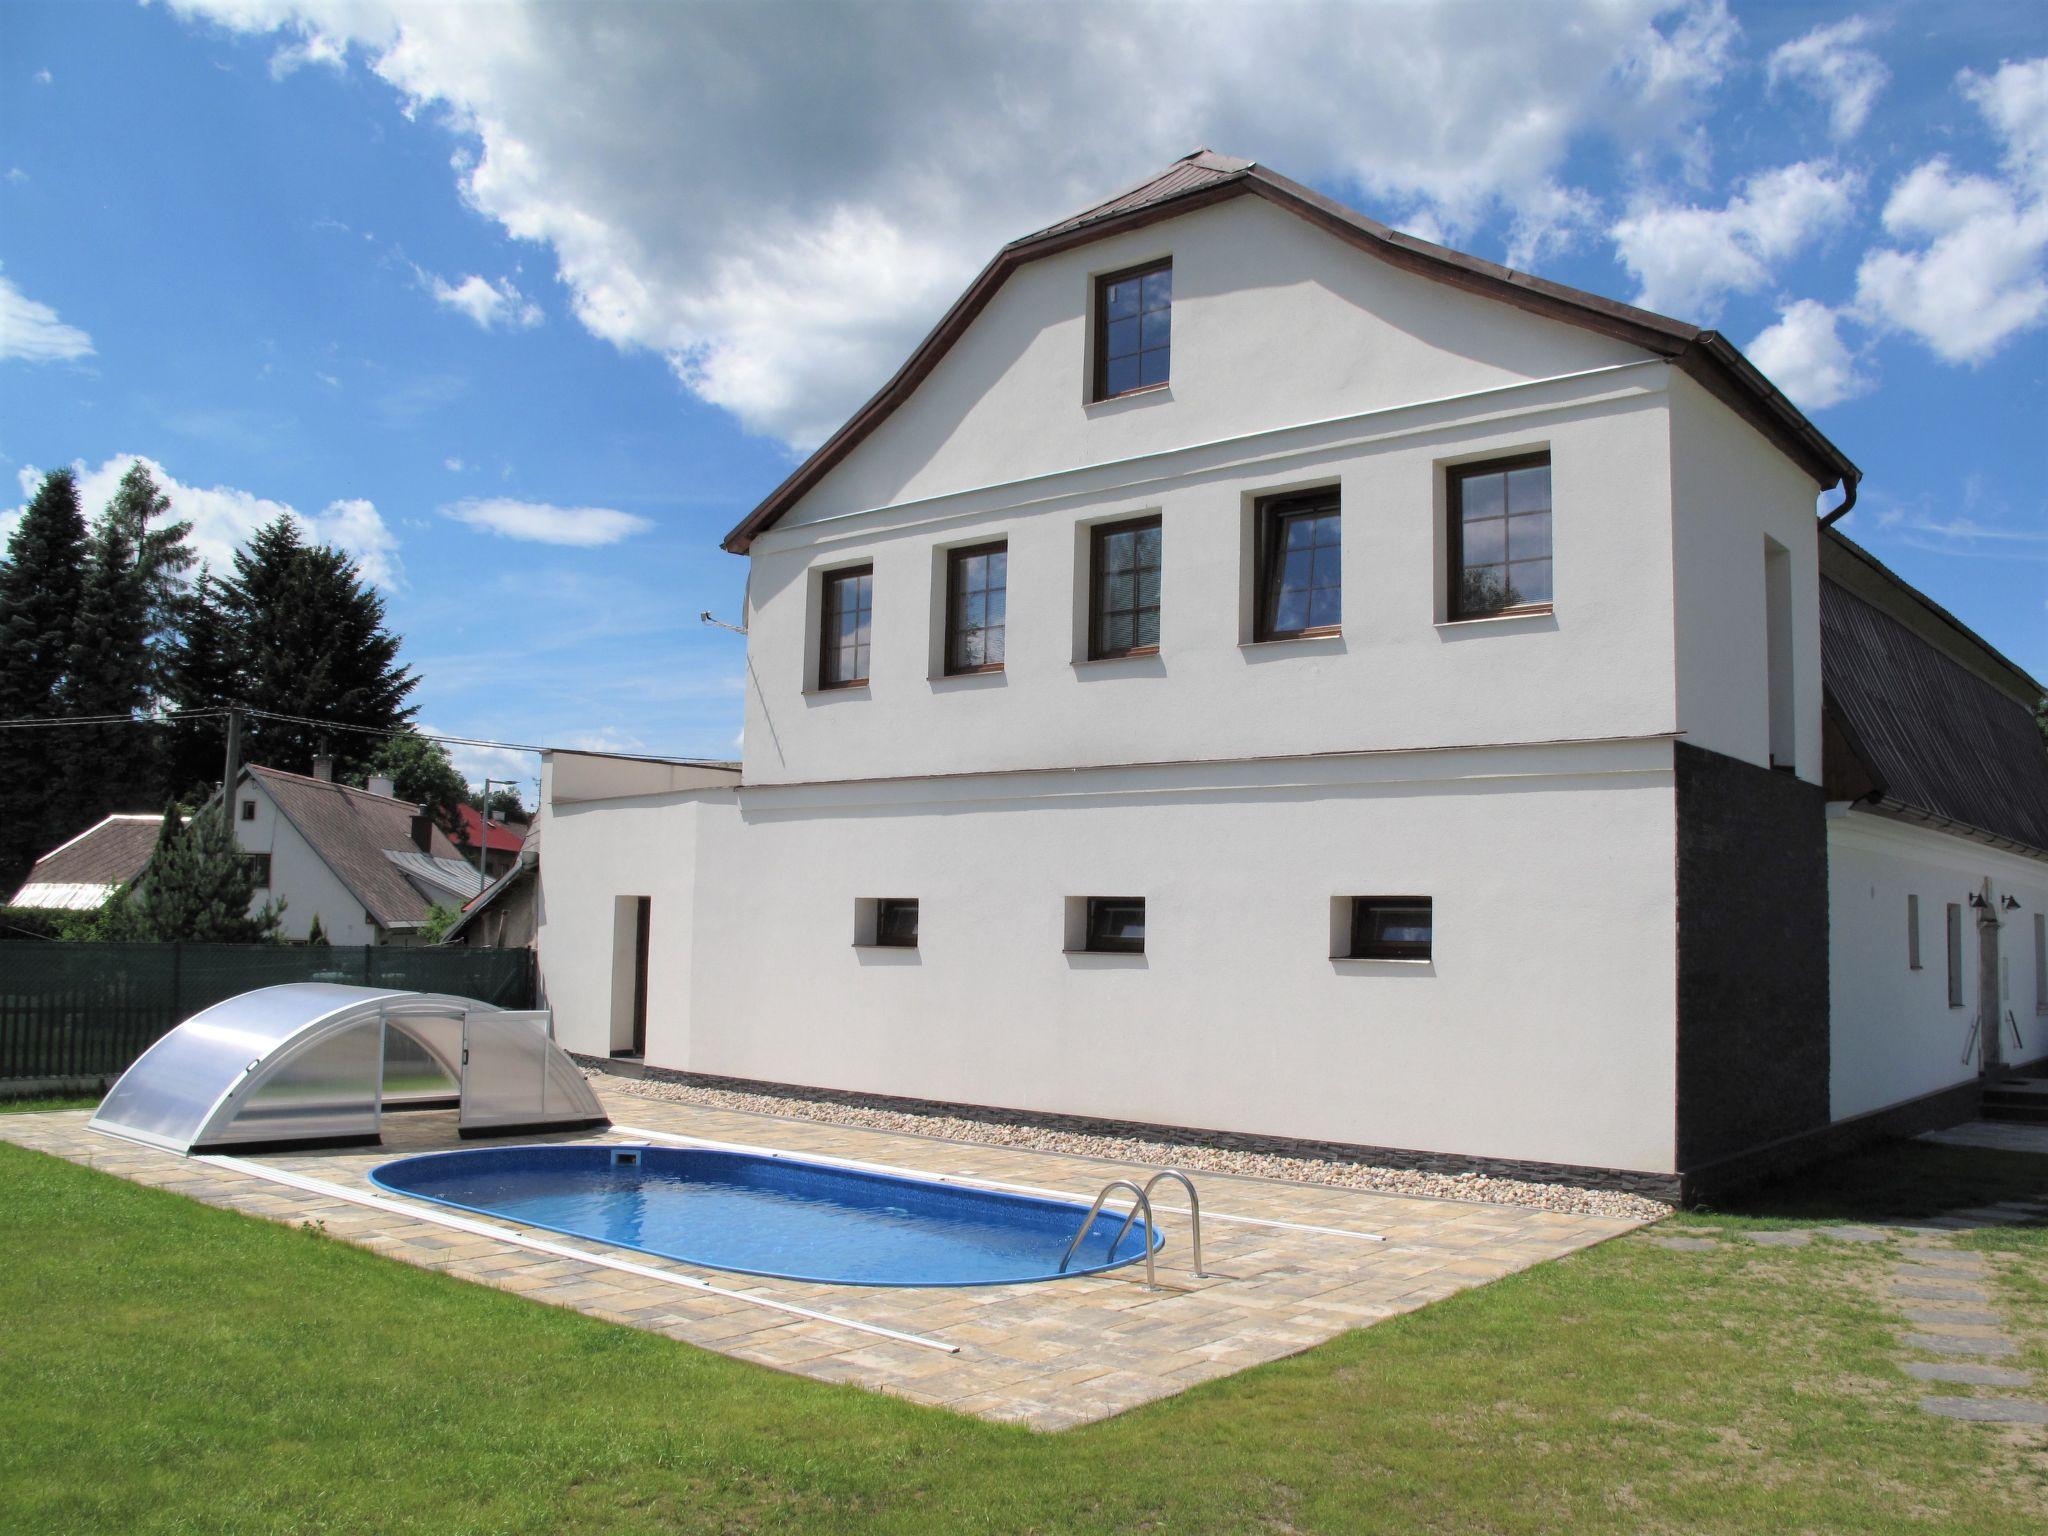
top-left (250, 766), bottom-right (466, 931)
top-left (9, 814), bottom-right (169, 904)
top-left (723, 149), bottom-right (1859, 554)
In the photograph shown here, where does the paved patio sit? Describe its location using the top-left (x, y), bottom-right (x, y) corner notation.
top-left (0, 1084), bottom-right (1643, 1430)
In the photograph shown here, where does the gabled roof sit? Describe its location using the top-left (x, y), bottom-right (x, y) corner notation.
top-left (8, 813), bottom-right (171, 910)
top-left (443, 821), bottom-right (540, 944)
top-left (247, 765), bottom-right (468, 931)
top-left (724, 149), bottom-right (1860, 553)
top-left (1820, 533), bottom-right (2048, 856)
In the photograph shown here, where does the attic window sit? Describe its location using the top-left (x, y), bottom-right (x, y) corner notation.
top-left (1094, 260), bottom-right (1171, 400)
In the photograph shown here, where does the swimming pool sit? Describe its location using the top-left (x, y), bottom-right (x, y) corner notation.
top-left (369, 1143), bottom-right (1162, 1287)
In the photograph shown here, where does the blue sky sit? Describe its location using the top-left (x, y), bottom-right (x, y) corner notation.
top-left (2, 1), bottom-right (2042, 793)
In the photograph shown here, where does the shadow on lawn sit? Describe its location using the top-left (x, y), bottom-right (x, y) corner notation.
top-left (1688, 1140), bottom-right (2048, 1226)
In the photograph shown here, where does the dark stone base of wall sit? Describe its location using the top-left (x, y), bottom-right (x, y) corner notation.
top-left (572, 1054), bottom-right (1685, 1203)
top-left (1678, 1076), bottom-right (1983, 1207)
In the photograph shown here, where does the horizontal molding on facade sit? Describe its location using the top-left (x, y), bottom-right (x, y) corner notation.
top-left (752, 358), bottom-right (1672, 556)
top-left (727, 732), bottom-right (1681, 815)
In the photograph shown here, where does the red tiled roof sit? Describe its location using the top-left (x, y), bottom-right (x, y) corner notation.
top-left (454, 802), bottom-right (527, 855)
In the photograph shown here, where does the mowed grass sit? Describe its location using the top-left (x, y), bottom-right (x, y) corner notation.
top-left (2, 1136), bottom-right (2045, 1535)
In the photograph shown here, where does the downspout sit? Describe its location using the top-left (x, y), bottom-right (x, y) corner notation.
top-left (1819, 473), bottom-right (1859, 526)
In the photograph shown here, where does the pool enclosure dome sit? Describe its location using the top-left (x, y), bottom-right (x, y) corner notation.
top-left (90, 983), bottom-right (607, 1154)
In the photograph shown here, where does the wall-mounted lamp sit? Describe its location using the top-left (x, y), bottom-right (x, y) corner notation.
top-left (2001, 895), bottom-right (2021, 911)
top-left (1968, 893), bottom-right (1988, 909)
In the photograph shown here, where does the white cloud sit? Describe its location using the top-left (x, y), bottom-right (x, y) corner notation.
top-left (1854, 59), bottom-right (2048, 364)
top-left (1746, 299), bottom-right (1870, 410)
top-left (9, 454), bottom-right (404, 589)
top-left (1611, 162), bottom-right (1860, 316)
top-left (0, 273), bottom-right (95, 362)
top-left (444, 456), bottom-right (465, 472)
top-left (269, 26), bottom-right (347, 78)
top-left (1766, 17), bottom-right (1889, 141)
top-left (420, 270), bottom-right (542, 330)
top-left (444, 497), bottom-right (651, 547)
top-left (165, 0), bottom-right (1741, 448)
top-left (33, 68), bottom-right (51, 86)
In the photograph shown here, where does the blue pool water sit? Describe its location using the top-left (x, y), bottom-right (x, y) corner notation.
top-left (369, 1144), bottom-right (1161, 1287)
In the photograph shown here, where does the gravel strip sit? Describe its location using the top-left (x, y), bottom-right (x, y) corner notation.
top-left (596, 1073), bottom-right (1672, 1221)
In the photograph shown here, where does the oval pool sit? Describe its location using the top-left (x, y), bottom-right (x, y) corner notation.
top-left (369, 1143), bottom-right (1161, 1287)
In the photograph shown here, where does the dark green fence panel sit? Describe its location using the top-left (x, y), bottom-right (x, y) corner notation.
top-left (0, 943), bottom-right (537, 1083)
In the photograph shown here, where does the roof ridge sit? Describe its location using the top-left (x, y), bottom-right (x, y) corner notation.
top-left (250, 762), bottom-right (420, 806)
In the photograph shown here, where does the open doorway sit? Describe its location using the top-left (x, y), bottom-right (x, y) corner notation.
top-left (609, 895), bottom-right (651, 1058)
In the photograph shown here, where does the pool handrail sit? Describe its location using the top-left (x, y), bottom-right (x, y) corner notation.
top-left (1056, 1178), bottom-right (1157, 1290)
top-left (1139, 1169), bottom-right (1205, 1279)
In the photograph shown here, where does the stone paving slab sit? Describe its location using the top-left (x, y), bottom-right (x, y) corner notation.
top-left (1741, 1230), bottom-right (1811, 1247)
top-left (1918, 1121), bottom-right (2048, 1155)
top-left (1904, 1361), bottom-right (2035, 1388)
top-left (1901, 1307), bottom-right (2005, 1327)
top-left (1901, 1332), bottom-right (2017, 1358)
top-left (1921, 1397), bottom-right (2048, 1425)
top-left (0, 1087), bottom-right (1642, 1431)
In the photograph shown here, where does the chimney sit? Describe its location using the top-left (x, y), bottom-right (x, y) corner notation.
top-left (410, 810), bottom-right (434, 854)
top-left (312, 754), bottom-right (334, 783)
top-left (368, 774), bottom-right (396, 799)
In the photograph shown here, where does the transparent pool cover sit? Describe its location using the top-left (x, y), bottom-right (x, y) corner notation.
top-left (90, 983), bottom-right (604, 1153)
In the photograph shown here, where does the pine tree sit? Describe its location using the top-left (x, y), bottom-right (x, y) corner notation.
top-left (109, 804), bottom-right (283, 943)
top-left (162, 566), bottom-right (237, 799)
top-left (59, 497), bottom-right (159, 829)
top-left (0, 469), bottom-right (89, 889)
top-left (217, 516), bottom-right (418, 779)
top-left (100, 462), bottom-right (196, 701)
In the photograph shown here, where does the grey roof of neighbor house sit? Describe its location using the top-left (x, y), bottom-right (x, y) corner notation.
top-left (1820, 533), bottom-right (2048, 856)
top-left (8, 813), bottom-right (171, 909)
top-left (249, 765), bottom-right (476, 931)
top-left (723, 149), bottom-right (1860, 553)
top-left (441, 819), bottom-right (539, 945)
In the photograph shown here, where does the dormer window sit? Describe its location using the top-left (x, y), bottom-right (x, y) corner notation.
top-left (1093, 260), bottom-right (1171, 400)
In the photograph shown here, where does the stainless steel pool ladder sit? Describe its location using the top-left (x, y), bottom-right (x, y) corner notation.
top-left (1055, 1169), bottom-right (1206, 1290)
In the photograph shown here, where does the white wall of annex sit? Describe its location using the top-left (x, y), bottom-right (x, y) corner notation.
top-left (1666, 372), bottom-right (1827, 782)
top-left (232, 780), bottom-right (379, 945)
top-left (534, 759), bottom-right (725, 1060)
top-left (1828, 811), bottom-right (2048, 1119)
top-left (795, 195), bottom-right (1650, 522)
top-left (657, 742), bottom-right (1680, 1175)
top-left (743, 380), bottom-right (1679, 785)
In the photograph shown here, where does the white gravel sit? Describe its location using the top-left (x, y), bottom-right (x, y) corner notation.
top-left (595, 1072), bottom-right (1672, 1221)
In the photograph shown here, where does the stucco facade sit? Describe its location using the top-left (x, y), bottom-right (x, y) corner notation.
top-left (533, 156), bottom-right (2042, 1193)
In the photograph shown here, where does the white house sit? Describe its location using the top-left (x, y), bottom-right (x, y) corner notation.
top-left (231, 763), bottom-right (481, 945)
top-left (532, 152), bottom-right (2048, 1200)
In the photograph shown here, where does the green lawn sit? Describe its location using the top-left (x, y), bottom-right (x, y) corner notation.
top-left (1, 1135), bottom-right (2043, 1535)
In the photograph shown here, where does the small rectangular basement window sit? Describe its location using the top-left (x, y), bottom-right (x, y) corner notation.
top-left (1344, 897), bottom-right (1433, 961)
top-left (874, 898), bottom-right (919, 948)
top-left (1084, 897), bottom-right (1146, 954)
top-left (854, 897), bottom-right (918, 949)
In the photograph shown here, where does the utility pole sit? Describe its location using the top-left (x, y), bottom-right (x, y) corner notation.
top-left (221, 704), bottom-right (244, 810)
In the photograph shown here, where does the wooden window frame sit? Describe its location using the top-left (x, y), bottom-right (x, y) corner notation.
top-left (1447, 452), bottom-right (1553, 621)
top-left (1348, 897), bottom-right (1433, 961)
top-left (1088, 514), bottom-right (1164, 660)
top-left (874, 898), bottom-right (919, 949)
top-left (244, 852), bottom-right (272, 889)
top-left (1945, 902), bottom-right (1964, 1008)
top-left (1084, 896), bottom-right (1146, 954)
top-left (1255, 488), bottom-right (1342, 641)
top-left (240, 798), bottom-right (257, 821)
top-left (1092, 258), bottom-right (1172, 402)
top-left (944, 541), bottom-right (1007, 676)
top-left (816, 562), bottom-right (874, 690)
top-left (1907, 893), bottom-right (1922, 970)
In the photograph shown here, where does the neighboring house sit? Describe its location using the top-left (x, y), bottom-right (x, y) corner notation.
top-left (444, 819), bottom-right (541, 951)
top-left (7, 814), bottom-right (174, 911)
top-left (533, 152), bottom-right (2047, 1199)
top-left (451, 802), bottom-right (527, 881)
top-left (232, 763), bottom-right (482, 945)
